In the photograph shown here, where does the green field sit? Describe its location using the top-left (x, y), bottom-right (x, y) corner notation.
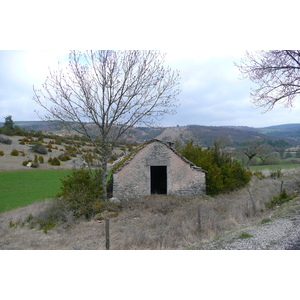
top-left (0, 169), bottom-right (113, 213)
top-left (0, 170), bottom-right (71, 213)
top-left (250, 163), bottom-right (300, 171)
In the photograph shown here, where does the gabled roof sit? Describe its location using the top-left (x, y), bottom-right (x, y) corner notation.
top-left (112, 139), bottom-right (207, 173)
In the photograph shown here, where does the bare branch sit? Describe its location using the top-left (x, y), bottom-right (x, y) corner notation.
top-left (33, 50), bottom-right (181, 200)
top-left (236, 50), bottom-right (300, 111)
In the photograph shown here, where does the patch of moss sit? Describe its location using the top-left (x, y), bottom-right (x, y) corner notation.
top-left (111, 142), bottom-right (146, 173)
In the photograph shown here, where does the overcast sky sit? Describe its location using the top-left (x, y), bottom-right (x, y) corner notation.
top-left (1, 1), bottom-right (299, 129)
top-left (1, 49), bottom-right (300, 128)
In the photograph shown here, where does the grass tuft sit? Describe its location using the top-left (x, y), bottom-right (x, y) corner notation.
top-left (238, 232), bottom-right (253, 239)
top-left (261, 218), bottom-right (272, 224)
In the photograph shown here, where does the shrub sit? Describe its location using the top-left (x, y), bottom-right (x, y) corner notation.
top-left (0, 150), bottom-right (4, 156)
top-left (64, 150), bottom-right (77, 157)
top-left (11, 149), bottom-right (19, 156)
top-left (58, 153), bottom-right (71, 161)
top-left (30, 162), bottom-right (38, 168)
top-left (22, 160), bottom-right (31, 166)
top-left (22, 159), bottom-right (38, 168)
top-left (251, 171), bottom-right (266, 180)
top-left (55, 138), bottom-right (62, 145)
top-left (265, 189), bottom-right (295, 209)
top-left (58, 168), bottom-right (103, 219)
top-left (50, 157), bottom-right (61, 166)
top-left (1, 128), bottom-right (14, 136)
top-left (38, 156), bottom-right (44, 163)
top-left (30, 143), bottom-right (48, 155)
top-left (0, 136), bottom-right (12, 145)
top-left (270, 169), bottom-right (282, 179)
top-left (19, 150), bottom-right (26, 157)
top-left (45, 142), bottom-right (53, 149)
top-left (179, 141), bottom-right (251, 195)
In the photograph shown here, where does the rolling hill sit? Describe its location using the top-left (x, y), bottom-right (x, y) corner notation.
top-left (2, 121), bottom-right (300, 147)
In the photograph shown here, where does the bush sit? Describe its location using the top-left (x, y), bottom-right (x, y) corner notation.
top-left (270, 169), bottom-right (282, 179)
top-left (179, 141), bottom-right (251, 195)
top-left (251, 171), bottom-right (266, 180)
top-left (38, 156), bottom-right (44, 163)
top-left (30, 143), bottom-right (48, 155)
top-left (0, 150), bottom-right (4, 156)
top-left (22, 159), bottom-right (38, 168)
top-left (58, 153), bottom-right (71, 161)
top-left (11, 149), bottom-right (19, 156)
top-left (0, 136), bottom-right (12, 145)
top-left (58, 168), bottom-right (103, 219)
top-left (19, 151), bottom-right (25, 157)
top-left (50, 157), bottom-right (61, 166)
top-left (1, 128), bottom-right (14, 136)
top-left (265, 189), bottom-right (295, 209)
top-left (30, 162), bottom-right (38, 168)
top-left (55, 138), bottom-right (62, 145)
top-left (22, 160), bottom-right (31, 166)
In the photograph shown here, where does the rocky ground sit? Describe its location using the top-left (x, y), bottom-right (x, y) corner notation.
top-left (0, 134), bottom-right (125, 171)
top-left (196, 198), bottom-right (300, 250)
top-left (0, 135), bottom-right (76, 171)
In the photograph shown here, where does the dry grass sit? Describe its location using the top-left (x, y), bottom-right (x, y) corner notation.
top-left (1, 174), bottom-right (299, 250)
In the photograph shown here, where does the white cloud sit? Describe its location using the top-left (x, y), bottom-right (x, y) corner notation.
top-left (1, 49), bottom-right (300, 128)
top-left (20, 51), bottom-right (69, 84)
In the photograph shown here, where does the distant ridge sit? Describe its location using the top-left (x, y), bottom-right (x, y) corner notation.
top-left (2, 121), bottom-right (300, 146)
top-left (259, 124), bottom-right (300, 130)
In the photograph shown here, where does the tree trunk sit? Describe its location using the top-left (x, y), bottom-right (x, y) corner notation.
top-left (101, 154), bottom-right (108, 201)
top-left (246, 158), bottom-right (252, 169)
top-left (100, 142), bottom-right (110, 201)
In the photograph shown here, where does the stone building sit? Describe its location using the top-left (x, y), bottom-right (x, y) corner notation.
top-left (112, 139), bottom-right (206, 199)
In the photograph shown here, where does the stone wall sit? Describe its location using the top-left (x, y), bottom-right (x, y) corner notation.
top-left (113, 140), bottom-right (206, 199)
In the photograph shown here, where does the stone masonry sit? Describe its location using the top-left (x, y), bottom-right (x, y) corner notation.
top-left (112, 139), bottom-right (206, 200)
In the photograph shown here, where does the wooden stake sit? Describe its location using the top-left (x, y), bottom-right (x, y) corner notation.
top-left (105, 218), bottom-right (110, 250)
top-left (280, 181), bottom-right (284, 194)
top-left (197, 204), bottom-right (201, 232)
top-left (247, 188), bottom-right (256, 213)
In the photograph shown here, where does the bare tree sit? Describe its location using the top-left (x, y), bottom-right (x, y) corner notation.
top-left (33, 50), bottom-right (181, 200)
top-left (257, 144), bottom-right (274, 165)
top-left (235, 50), bottom-right (300, 111)
top-left (242, 139), bottom-right (265, 168)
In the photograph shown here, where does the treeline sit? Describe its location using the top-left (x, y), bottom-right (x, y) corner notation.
top-left (0, 116), bottom-right (52, 139)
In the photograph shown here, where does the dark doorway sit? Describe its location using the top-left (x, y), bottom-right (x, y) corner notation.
top-left (151, 166), bottom-right (167, 194)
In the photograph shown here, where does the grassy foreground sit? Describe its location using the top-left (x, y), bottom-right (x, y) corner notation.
top-left (0, 170), bottom-right (71, 213)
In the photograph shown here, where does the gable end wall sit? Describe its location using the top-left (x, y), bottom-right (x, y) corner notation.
top-left (113, 141), bottom-right (206, 199)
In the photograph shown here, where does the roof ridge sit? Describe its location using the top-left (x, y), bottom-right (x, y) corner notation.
top-left (112, 139), bottom-right (207, 173)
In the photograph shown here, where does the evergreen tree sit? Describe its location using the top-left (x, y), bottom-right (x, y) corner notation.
top-left (179, 141), bottom-right (251, 195)
top-left (3, 115), bottom-right (14, 130)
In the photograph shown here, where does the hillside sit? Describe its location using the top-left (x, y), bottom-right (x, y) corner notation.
top-left (257, 124), bottom-right (300, 142)
top-left (134, 124), bottom-right (299, 147)
top-left (2, 121), bottom-right (300, 147)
